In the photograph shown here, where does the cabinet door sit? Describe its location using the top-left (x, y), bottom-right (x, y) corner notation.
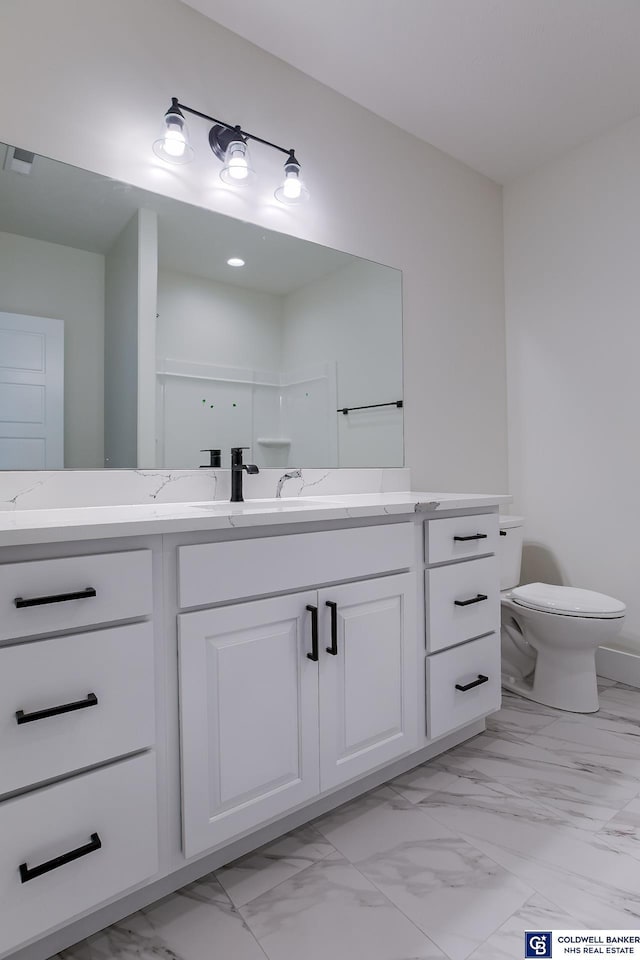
top-left (178, 592), bottom-right (319, 858)
top-left (318, 573), bottom-right (417, 791)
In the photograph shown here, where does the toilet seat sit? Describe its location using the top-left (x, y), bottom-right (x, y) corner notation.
top-left (511, 582), bottom-right (626, 619)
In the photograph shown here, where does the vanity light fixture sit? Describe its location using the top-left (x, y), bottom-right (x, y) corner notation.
top-left (152, 102), bottom-right (194, 164)
top-left (153, 98), bottom-right (309, 204)
top-left (226, 257), bottom-right (245, 267)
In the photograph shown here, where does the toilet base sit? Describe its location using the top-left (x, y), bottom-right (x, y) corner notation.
top-left (501, 647), bottom-right (600, 714)
top-left (501, 676), bottom-right (599, 714)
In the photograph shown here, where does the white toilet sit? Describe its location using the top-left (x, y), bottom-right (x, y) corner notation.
top-left (499, 516), bottom-right (626, 713)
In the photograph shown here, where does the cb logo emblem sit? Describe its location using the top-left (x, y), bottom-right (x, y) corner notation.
top-left (526, 933), bottom-right (552, 958)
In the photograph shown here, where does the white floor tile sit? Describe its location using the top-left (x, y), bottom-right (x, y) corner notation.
top-left (53, 681), bottom-right (640, 960)
top-left (239, 853), bottom-right (446, 960)
top-left (314, 787), bottom-right (533, 960)
top-left (467, 893), bottom-right (583, 960)
top-left (216, 824), bottom-right (335, 907)
top-left (598, 795), bottom-right (640, 861)
top-left (57, 876), bottom-right (267, 960)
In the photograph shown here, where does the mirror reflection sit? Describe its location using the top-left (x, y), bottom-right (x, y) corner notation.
top-left (0, 144), bottom-right (403, 470)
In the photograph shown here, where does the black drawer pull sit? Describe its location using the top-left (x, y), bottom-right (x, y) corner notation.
top-left (454, 593), bottom-right (488, 607)
top-left (326, 601), bottom-right (338, 655)
top-left (453, 534), bottom-right (488, 542)
top-left (16, 692), bottom-right (98, 725)
top-left (455, 674), bottom-right (489, 693)
top-left (19, 832), bottom-right (102, 883)
top-left (14, 587), bottom-right (97, 609)
top-left (306, 605), bottom-right (319, 662)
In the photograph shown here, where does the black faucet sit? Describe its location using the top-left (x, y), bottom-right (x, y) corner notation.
top-left (230, 447), bottom-right (259, 502)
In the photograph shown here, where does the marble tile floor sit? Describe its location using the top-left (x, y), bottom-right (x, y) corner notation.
top-left (56, 679), bottom-right (640, 960)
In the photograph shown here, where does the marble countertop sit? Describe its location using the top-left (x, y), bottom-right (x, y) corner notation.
top-left (0, 491), bottom-right (512, 547)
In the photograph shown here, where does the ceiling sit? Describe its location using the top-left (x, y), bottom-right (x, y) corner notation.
top-left (181, 0), bottom-right (640, 183)
top-left (0, 145), bottom-right (357, 296)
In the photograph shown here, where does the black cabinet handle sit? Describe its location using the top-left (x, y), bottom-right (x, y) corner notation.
top-left (16, 692), bottom-right (98, 726)
top-left (326, 601), bottom-right (338, 655)
top-left (453, 534), bottom-right (488, 542)
top-left (500, 530), bottom-right (507, 536)
top-left (306, 605), bottom-right (319, 661)
top-left (19, 832), bottom-right (102, 883)
top-left (454, 593), bottom-right (488, 607)
top-left (455, 674), bottom-right (489, 693)
top-left (14, 587), bottom-right (96, 609)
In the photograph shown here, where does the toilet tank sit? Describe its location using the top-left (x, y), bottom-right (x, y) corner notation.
top-left (499, 515), bottom-right (524, 590)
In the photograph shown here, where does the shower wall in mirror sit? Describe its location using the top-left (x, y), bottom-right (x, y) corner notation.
top-left (0, 143), bottom-right (403, 470)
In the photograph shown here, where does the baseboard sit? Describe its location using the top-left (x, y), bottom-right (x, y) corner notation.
top-left (596, 645), bottom-right (640, 688)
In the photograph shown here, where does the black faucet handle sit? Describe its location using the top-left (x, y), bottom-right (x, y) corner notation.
top-left (200, 449), bottom-right (221, 468)
top-left (245, 464), bottom-right (260, 475)
top-left (230, 446), bottom-right (253, 468)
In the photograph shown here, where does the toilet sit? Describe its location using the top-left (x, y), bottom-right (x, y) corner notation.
top-left (499, 516), bottom-right (626, 713)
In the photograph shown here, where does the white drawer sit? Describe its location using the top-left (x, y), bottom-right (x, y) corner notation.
top-left (426, 633), bottom-right (501, 740)
top-left (426, 555), bottom-right (500, 652)
top-left (0, 623), bottom-right (155, 797)
top-left (426, 514), bottom-right (498, 565)
top-left (0, 753), bottom-right (158, 957)
top-left (0, 550), bottom-right (153, 641)
top-left (178, 522), bottom-right (413, 608)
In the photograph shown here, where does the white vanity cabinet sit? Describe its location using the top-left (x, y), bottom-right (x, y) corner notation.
top-left (0, 544), bottom-right (159, 959)
top-left (0, 499), bottom-right (510, 960)
top-left (176, 524), bottom-right (417, 858)
top-left (424, 514), bottom-right (502, 740)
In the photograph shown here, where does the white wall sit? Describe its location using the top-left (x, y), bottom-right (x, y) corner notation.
top-left (156, 268), bottom-right (284, 468)
top-left (137, 207), bottom-right (159, 467)
top-left (0, 229), bottom-right (104, 467)
top-left (0, 0), bottom-right (506, 491)
top-left (504, 114), bottom-right (640, 652)
top-left (104, 214), bottom-right (140, 467)
top-left (157, 269), bottom-right (283, 371)
top-left (281, 260), bottom-right (403, 466)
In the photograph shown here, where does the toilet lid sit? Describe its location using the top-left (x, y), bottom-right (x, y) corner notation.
top-left (511, 583), bottom-right (626, 619)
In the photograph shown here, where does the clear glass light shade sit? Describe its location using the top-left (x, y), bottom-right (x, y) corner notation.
top-left (152, 111), bottom-right (194, 164)
top-left (275, 163), bottom-right (309, 204)
top-left (220, 140), bottom-right (255, 185)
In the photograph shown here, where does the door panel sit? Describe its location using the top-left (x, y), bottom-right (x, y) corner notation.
top-left (319, 573), bottom-right (417, 790)
top-left (0, 312), bottom-right (64, 468)
top-left (178, 592), bottom-right (319, 857)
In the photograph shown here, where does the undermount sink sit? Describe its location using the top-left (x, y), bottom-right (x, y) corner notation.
top-left (192, 498), bottom-right (343, 513)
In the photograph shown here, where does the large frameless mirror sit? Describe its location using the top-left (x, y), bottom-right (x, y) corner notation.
top-left (0, 143), bottom-right (403, 470)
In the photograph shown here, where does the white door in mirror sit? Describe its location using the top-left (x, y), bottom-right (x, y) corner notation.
top-left (0, 312), bottom-right (64, 468)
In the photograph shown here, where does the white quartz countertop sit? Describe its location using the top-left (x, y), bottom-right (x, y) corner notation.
top-left (0, 491), bottom-right (512, 547)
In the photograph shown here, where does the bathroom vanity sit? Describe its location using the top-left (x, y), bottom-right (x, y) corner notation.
top-left (0, 490), bottom-right (508, 960)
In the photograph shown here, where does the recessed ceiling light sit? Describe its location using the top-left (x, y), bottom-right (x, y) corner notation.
top-left (227, 257), bottom-right (245, 267)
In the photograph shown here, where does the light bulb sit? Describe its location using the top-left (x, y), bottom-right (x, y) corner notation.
top-left (228, 148), bottom-right (248, 180)
top-left (275, 155), bottom-right (309, 204)
top-left (163, 123), bottom-right (186, 158)
top-left (282, 172), bottom-right (302, 200)
top-left (153, 104), bottom-right (194, 164)
top-left (220, 139), bottom-right (255, 185)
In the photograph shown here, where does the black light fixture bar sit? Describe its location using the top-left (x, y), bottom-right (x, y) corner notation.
top-left (154, 98), bottom-right (309, 202)
top-left (171, 98), bottom-right (294, 158)
top-left (338, 401), bottom-right (404, 415)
